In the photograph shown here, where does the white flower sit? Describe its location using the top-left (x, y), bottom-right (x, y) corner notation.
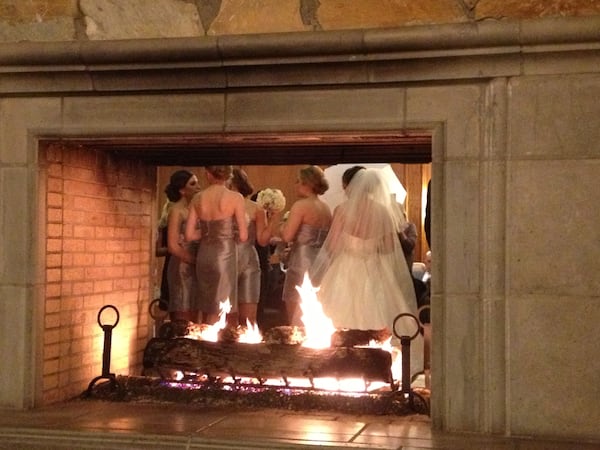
top-left (256, 188), bottom-right (286, 213)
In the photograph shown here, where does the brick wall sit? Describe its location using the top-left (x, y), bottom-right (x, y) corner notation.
top-left (41, 142), bottom-right (155, 404)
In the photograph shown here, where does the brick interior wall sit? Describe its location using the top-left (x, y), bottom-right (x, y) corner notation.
top-left (41, 143), bottom-right (155, 404)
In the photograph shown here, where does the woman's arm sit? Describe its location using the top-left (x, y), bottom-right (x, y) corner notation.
top-left (280, 202), bottom-right (303, 243)
top-left (155, 227), bottom-right (168, 257)
top-left (168, 208), bottom-right (195, 264)
top-left (255, 207), bottom-right (271, 247)
top-left (233, 193), bottom-right (248, 243)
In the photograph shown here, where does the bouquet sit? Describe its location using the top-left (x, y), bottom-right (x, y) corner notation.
top-left (256, 188), bottom-right (286, 213)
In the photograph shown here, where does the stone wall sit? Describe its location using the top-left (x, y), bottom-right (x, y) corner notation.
top-left (0, 0), bottom-right (599, 42)
top-left (1, 7), bottom-right (599, 445)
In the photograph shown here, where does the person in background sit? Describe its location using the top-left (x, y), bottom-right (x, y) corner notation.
top-left (228, 168), bottom-right (273, 325)
top-left (396, 203), bottom-right (418, 270)
top-left (424, 179), bottom-right (431, 250)
top-left (164, 170), bottom-right (201, 322)
top-left (186, 166), bottom-right (248, 325)
top-left (155, 199), bottom-right (173, 311)
top-left (423, 250), bottom-right (432, 283)
top-left (271, 165), bottom-right (332, 326)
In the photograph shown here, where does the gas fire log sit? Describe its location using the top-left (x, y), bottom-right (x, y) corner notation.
top-left (144, 337), bottom-right (393, 385)
top-left (263, 326), bottom-right (391, 347)
top-left (156, 322), bottom-right (391, 347)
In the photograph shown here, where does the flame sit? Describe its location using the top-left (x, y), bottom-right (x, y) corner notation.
top-left (197, 298), bottom-right (231, 342)
top-left (176, 274), bottom-right (406, 392)
top-left (238, 319), bottom-right (263, 344)
top-left (296, 273), bottom-right (336, 349)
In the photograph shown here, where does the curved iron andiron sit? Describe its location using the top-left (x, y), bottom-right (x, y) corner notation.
top-left (392, 312), bottom-right (430, 415)
top-left (84, 305), bottom-right (121, 397)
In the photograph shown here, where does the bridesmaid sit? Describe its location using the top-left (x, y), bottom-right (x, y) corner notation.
top-left (228, 168), bottom-right (273, 325)
top-left (164, 170), bottom-right (201, 322)
top-left (271, 165), bottom-right (332, 326)
top-left (185, 166), bottom-right (248, 325)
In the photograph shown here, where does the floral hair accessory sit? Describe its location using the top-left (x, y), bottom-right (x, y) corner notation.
top-left (256, 188), bottom-right (286, 213)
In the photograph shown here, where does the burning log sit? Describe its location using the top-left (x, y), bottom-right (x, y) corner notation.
top-left (262, 326), bottom-right (391, 347)
top-left (144, 337), bottom-right (393, 385)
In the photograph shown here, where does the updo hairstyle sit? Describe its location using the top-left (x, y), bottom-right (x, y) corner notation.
top-left (206, 165), bottom-right (233, 182)
top-left (231, 168), bottom-right (254, 197)
top-left (164, 169), bottom-right (194, 202)
top-left (299, 165), bottom-right (329, 196)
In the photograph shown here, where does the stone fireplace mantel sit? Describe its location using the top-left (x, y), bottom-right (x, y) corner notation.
top-left (1, 15), bottom-right (599, 443)
top-left (1, 15), bottom-right (599, 95)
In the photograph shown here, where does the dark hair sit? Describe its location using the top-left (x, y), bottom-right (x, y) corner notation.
top-left (342, 165), bottom-right (366, 189)
top-left (206, 165), bottom-right (233, 181)
top-left (164, 169), bottom-right (194, 202)
top-left (231, 168), bottom-right (254, 197)
top-left (299, 165), bottom-right (329, 196)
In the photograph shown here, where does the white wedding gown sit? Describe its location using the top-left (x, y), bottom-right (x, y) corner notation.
top-left (312, 168), bottom-right (424, 376)
top-left (316, 231), bottom-right (424, 376)
top-left (318, 232), bottom-right (414, 330)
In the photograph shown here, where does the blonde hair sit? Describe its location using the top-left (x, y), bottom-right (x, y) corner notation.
top-left (206, 165), bottom-right (233, 181)
top-left (157, 200), bottom-right (173, 229)
top-left (299, 165), bottom-right (329, 195)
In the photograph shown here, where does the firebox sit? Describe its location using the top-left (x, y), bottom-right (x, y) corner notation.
top-left (38, 134), bottom-right (431, 408)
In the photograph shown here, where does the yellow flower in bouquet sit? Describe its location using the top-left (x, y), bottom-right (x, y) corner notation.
top-left (256, 188), bottom-right (286, 213)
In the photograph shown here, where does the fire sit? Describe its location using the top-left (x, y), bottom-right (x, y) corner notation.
top-left (175, 274), bottom-right (405, 392)
top-left (296, 273), bottom-right (336, 349)
top-left (238, 319), bottom-right (262, 344)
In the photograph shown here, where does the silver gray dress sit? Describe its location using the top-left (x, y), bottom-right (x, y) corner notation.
top-left (196, 217), bottom-right (238, 315)
top-left (282, 223), bottom-right (329, 305)
top-left (237, 219), bottom-right (260, 304)
top-left (167, 220), bottom-right (199, 312)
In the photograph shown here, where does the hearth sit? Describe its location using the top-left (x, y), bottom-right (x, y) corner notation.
top-left (85, 297), bottom-right (430, 416)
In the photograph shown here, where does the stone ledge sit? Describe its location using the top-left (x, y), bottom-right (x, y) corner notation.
top-left (0, 16), bottom-right (598, 94)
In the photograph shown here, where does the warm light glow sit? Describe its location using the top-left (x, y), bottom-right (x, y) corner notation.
top-left (216, 375), bottom-right (390, 393)
top-left (175, 274), bottom-right (407, 393)
top-left (297, 273), bottom-right (336, 349)
top-left (238, 319), bottom-right (263, 344)
top-left (195, 298), bottom-right (231, 342)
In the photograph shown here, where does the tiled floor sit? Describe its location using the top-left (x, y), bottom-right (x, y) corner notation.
top-left (1, 399), bottom-right (599, 449)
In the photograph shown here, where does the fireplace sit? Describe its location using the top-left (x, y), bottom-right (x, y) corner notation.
top-left (37, 133), bottom-right (431, 407)
top-left (89, 283), bottom-right (430, 415)
top-left (4, 16), bottom-right (598, 439)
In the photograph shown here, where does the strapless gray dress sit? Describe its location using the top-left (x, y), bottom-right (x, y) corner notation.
top-left (196, 217), bottom-right (238, 315)
top-left (282, 223), bottom-right (329, 306)
top-left (167, 220), bottom-right (199, 313)
top-left (237, 219), bottom-right (260, 304)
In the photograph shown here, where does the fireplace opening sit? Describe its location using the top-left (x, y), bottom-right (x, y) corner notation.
top-left (38, 131), bottom-right (432, 410)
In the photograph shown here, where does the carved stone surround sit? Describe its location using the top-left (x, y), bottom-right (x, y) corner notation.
top-left (1, 16), bottom-right (599, 440)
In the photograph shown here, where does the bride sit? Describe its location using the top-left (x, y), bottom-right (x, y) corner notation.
top-left (311, 168), bottom-right (423, 374)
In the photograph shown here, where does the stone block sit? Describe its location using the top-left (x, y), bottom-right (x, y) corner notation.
top-left (508, 75), bottom-right (600, 159)
top-left (318, 0), bottom-right (467, 30)
top-left (476, 0), bottom-right (600, 19)
top-left (509, 294), bottom-right (600, 437)
top-left (406, 84), bottom-right (482, 160)
top-left (224, 87), bottom-right (405, 131)
top-left (441, 161), bottom-right (481, 295)
top-left (507, 160), bottom-right (600, 297)
top-left (0, 97), bottom-right (62, 164)
top-left (62, 94), bottom-right (225, 132)
top-left (209, 0), bottom-right (305, 35)
top-left (80, 0), bottom-right (203, 40)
